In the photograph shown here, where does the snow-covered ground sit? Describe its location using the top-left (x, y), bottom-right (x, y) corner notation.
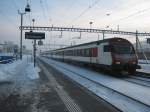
top-left (0, 56), bottom-right (61, 112)
top-left (137, 64), bottom-right (150, 74)
top-left (40, 58), bottom-right (150, 112)
top-left (138, 59), bottom-right (150, 64)
top-left (25, 63), bottom-right (40, 80)
top-left (138, 60), bottom-right (150, 74)
top-left (0, 55), bottom-right (40, 82)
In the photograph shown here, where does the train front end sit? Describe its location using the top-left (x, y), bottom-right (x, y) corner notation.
top-left (110, 38), bottom-right (141, 74)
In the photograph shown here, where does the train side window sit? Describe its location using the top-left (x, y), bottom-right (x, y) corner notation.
top-left (84, 49), bottom-right (90, 57)
top-left (76, 49), bottom-right (78, 56)
top-left (104, 45), bottom-right (111, 52)
top-left (71, 50), bottom-right (73, 56)
top-left (74, 50), bottom-right (76, 56)
top-left (77, 49), bottom-right (80, 56)
top-left (80, 49), bottom-right (82, 56)
top-left (64, 50), bottom-right (67, 56)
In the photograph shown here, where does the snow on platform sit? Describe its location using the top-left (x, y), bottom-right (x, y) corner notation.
top-left (25, 63), bottom-right (40, 80)
top-left (0, 59), bottom-right (22, 81)
top-left (0, 55), bottom-right (40, 82)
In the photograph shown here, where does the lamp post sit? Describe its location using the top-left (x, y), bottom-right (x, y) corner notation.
top-left (18, 2), bottom-right (30, 60)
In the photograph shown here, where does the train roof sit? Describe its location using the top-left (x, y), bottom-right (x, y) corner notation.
top-left (49, 37), bottom-right (131, 52)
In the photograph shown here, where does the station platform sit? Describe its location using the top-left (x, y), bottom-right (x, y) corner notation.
top-left (0, 56), bottom-right (119, 112)
top-left (0, 56), bottom-right (69, 112)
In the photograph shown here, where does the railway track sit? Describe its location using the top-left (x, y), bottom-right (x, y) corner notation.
top-left (135, 72), bottom-right (150, 78)
top-left (75, 62), bottom-right (150, 88)
top-left (40, 58), bottom-right (150, 112)
top-left (124, 75), bottom-right (150, 88)
top-left (68, 62), bottom-right (150, 88)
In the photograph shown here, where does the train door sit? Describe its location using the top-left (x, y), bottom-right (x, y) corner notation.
top-left (89, 48), bottom-right (92, 63)
top-left (99, 43), bottom-right (112, 65)
top-left (91, 47), bottom-right (98, 64)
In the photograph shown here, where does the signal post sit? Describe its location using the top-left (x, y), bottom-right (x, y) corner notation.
top-left (25, 32), bottom-right (45, 67)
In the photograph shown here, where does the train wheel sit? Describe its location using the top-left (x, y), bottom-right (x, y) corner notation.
top-left (128, 69), bottom-right (136, 75)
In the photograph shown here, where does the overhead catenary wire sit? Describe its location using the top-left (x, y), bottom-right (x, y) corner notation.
top-left (44, 0), bottom-right (50, 16)
top-left (69, 0), bottom-right (101, 25)
top-left (63, 0), bottom-right (79, 17)
top-left (119, 7), bottom-right (150, 21)
top-left (87, 0), bottom-right (150, 30)
top-left (28, 11), bottom-right (32, 26)
top-left (108, 7), bottom-right (150, 27)
top-left (39, 0), bottom-right (49, 24)
top-left (28, 0), bottom-right (32, 26)
top-left (43, 0), bottom-right (52, 24)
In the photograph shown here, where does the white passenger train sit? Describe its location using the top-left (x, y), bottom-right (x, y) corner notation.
top-left (42, 38), bottom-right (141, 74)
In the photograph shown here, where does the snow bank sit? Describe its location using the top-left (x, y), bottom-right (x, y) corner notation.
top-left (0, 55), bottom-right (40, 82)
top-left (0, 60), bottom-right (22, 81)
top-left (0, 71), bottom-right (11, 81)
top-left (25, 63), bottom-right (40, 80)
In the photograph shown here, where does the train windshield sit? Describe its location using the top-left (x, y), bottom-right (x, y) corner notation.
top-left (113, 44), bottom-right (134, 54)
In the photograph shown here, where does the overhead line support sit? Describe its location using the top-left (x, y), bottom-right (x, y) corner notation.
top-left (20, 26), bottom-right (150, 36)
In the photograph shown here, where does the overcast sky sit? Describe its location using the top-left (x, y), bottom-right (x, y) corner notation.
top-left (0, 0), bottom-right (150, 49)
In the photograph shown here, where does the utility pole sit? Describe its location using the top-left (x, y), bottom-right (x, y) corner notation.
top-left (18, 11), bottom-right (26, 60)
top-left (136, 30), bottom-right (138, 52)
top-left (32, 19), bottom-right (36, 67)
top-left (97, 34), bottom-right (100, 40)
top-left (18, 1), bottom-right (30, 60)
top-left (102, 31), bottom-right (105, 40)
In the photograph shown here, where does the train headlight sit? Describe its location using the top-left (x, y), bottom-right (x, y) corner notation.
top-left (115, 61), bottom-right (120, 64)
